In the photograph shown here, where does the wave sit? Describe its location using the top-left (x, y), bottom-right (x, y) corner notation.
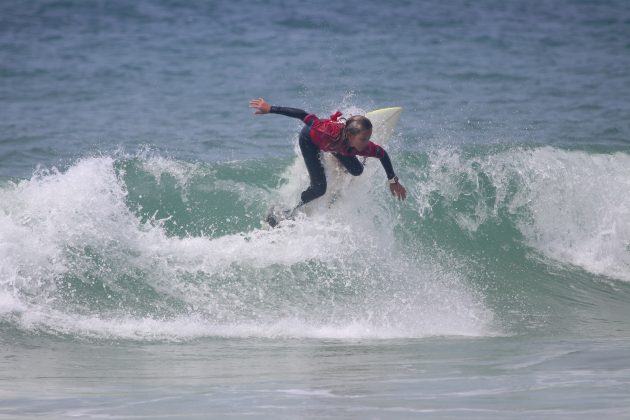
top-left (0, 152), bottom-right (493, 341)
top-left (1, 144), bottom-right (629, 341)
top-left (412, 145), bottom-right (630, 282)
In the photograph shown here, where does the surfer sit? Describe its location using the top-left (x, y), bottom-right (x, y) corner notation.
top-left (249, 98), bottom-right (407, 211)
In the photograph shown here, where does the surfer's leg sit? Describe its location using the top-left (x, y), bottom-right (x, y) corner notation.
top-left (332, 153), bottom-right (364, 176)
top-left (298, 126), bottom-right (327, 204)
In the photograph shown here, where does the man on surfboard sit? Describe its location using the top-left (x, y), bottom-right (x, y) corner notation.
top-left (250, 98), bottom-right (406, 223)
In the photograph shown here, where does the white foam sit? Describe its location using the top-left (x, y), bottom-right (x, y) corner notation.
top-left (9, 308), bottom-right (492, 341)
top-left (417, 146), bottom-right (630, 281)
top-left (0, 291), bottom-right (25, 314)
top-left (0, 155), bottom-right (496, 340)
top-left (511, 148), bottom-right (630, 281)
top-left (0, 157), bottom-right (130, 296)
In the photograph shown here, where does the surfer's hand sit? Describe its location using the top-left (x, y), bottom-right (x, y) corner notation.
top-left (390, 182), bottom-right (407, 200)
top-left (249, 98), bottom-right (271, 114)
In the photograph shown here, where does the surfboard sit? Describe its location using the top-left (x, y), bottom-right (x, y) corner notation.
top-left (364, 107), bottom-right (403, 147)
top-left (266, 107), bottom-right (403, 227)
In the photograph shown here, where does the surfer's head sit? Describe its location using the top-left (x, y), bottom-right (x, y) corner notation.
top-left (345, 115), bottom-right (373, 151)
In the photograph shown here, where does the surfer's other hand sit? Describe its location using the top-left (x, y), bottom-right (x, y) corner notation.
top-left (249, 98), bottom-right (271, 114)
top-left (390, 182), bottom-right (407, 200)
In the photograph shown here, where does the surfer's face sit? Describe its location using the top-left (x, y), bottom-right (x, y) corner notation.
top-left (347, 129), bottom-right (372, 151)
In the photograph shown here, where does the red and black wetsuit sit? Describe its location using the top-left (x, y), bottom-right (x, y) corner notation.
top-left (270, 106), bottom-right (397, 205)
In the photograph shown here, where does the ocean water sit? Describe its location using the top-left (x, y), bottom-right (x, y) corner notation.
top-left (1, 0), bottom-right (630, 418)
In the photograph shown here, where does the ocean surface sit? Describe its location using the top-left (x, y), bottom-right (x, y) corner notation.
top-left (2, 0), bottom-right (630, 418)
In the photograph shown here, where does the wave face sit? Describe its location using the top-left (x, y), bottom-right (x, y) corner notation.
top-left (1, 145), bottom-right (630, 341)
top-left (414, 146), bottom-right (630, 282)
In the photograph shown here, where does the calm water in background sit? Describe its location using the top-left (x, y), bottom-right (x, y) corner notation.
top-left (1, 0), bottom-right (630, 418)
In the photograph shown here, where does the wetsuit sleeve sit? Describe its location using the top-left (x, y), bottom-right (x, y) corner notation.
top-left (379, 150), bottom-right (397, 180)
top-left (357, 142), bottom-right (397, 179)
top-left (357, 141), bottom-right (385, 158)
top-left (269, 106), bottom-right (309, 121)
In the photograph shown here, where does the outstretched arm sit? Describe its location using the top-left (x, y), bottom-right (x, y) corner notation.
top-left (358, 144), bottom-right (407, 201)
top-left (249, 98), bottom-right (308, 120)
top-left (379, 151), bottom-right (407, 200)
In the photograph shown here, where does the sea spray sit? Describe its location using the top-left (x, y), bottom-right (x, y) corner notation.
top-left (3, 144), bottom-right (629, 341)
top-left (413, 146), bottom-right (630, 282)
top-left (0, 153), bottom-right (495, 340)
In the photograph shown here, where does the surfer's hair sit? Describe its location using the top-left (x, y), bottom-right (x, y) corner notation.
top-left (345, 115), bottom-right (372, 135)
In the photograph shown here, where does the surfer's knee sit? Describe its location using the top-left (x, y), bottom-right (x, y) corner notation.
top-left (311, 182), bottom-right (326, 198)
top-left (301, 182), bottom-right (326, 204)
top-left (348, 165), bottom-right (363, 176)
top-left (342, 159), bottom-right (363, 176)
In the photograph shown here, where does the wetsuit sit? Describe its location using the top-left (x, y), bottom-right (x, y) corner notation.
top-left (270, 106), bottom-right (397, 205)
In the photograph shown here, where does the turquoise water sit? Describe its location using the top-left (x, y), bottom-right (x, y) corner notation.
top-left (2, 0), bottom-right (630, 418)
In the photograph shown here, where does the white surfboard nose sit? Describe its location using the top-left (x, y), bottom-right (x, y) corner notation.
top-left (365, 107), bottom-right (403, 146)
